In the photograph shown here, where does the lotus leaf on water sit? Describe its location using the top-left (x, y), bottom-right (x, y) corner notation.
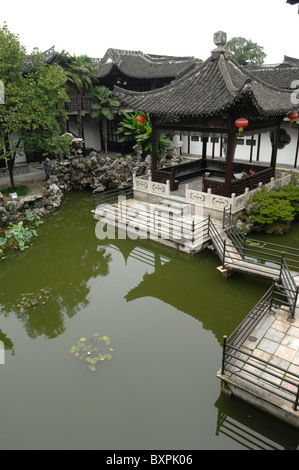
top-left (15, 288), bottom-right (50, 310)
top-left (69, 334), bottom-right (113, 371)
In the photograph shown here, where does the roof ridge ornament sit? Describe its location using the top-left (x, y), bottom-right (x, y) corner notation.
top-left (213, 31), bottom-right (227, 48)
top-left (212, 31), bottom-right (229, 58)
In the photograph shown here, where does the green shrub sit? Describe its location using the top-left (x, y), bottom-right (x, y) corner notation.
top-left (278, 184), bottom-right (299, 219)
top-left (247, 186), bottom-right (295, 234)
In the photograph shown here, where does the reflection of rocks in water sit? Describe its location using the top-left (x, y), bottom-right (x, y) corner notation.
top-left (0, 193), bottom-right (114, 341)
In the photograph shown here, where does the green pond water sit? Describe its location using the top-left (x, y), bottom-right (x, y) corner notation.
top-left (0, 191), bottom-right (298, 450)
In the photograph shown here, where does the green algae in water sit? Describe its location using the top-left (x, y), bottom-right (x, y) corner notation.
top-left (69, 334), bottom-right (113, 371)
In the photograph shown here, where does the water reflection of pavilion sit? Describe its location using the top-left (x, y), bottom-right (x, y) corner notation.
top-left (105, 238), bottom-right (266, 345)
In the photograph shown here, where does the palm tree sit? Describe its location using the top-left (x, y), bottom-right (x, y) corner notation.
top-left (55, 51), bottom-right (98, 143)
top-left (90, 86), bottom-right (120, 156)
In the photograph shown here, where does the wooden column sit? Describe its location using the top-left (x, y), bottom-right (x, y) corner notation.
top-left (256, 133), bottom-right (261, 161)
top-left (249, 134), bottom-right (254, 163)
top-left (294, 126), bottom-right (299, 168)
top-left (223, 130), bottom-right (235, 197)
top-left (201, 136), bottom-right (208, 167)
top-left (151, 115), bottom-right (157, 180)
top-left (270, 122), bottom-right (281, 170)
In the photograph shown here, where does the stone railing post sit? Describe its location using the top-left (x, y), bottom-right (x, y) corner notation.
top-left (166, 180), bottom-right (170, 196)
top-left (185, 183), bottom-right (189, 202)
top-left (270, 176), bottom-right (275, 189)
top-left (231, 193), bottom-right (236, 213)
top-left (207, 188), bottom-right (212, 207)
top-left (244, 187), bottom-right (250, 203)
top-left (148, 175), bottom-right (152, 192)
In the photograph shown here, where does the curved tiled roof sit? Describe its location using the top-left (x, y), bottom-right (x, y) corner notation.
top-left (114, 48), bottom-right (298, 119)
top-left (246, 64), bottom-right (299, 89)
top-left (247, 56), bottom-right (299, 89)
top-left (23, 46), bottom-right (57, 73)
top-left (97, 48), bottom-right (197, 79)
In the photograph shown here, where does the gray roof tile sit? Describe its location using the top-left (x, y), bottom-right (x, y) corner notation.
top-left (114, 49), bottom-right (298, 118)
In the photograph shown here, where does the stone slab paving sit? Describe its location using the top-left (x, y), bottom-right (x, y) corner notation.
top-left (222, 308), bottom-right (299, 426)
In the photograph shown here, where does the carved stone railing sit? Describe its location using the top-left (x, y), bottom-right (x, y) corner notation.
top-left (133, 172), bottom-right (292, 215)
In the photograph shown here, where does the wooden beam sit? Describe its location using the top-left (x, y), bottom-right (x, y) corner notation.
top-left (156, 120), bottom-right (280, 134)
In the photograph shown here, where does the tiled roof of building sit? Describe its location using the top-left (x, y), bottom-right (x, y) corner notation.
top-left (246, 62), bottom-right (299, 89)
top-left (97, 48), bottom-right (197, 79)
top-left (114, 48), bottom-right (297, 119)
top-left (23, 46), bottom-right (57, 73)
top-left (283, 55), bottom-right (299, 66)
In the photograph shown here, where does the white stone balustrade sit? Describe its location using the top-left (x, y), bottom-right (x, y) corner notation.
top-left (133, 172), bottom-right (292, 215)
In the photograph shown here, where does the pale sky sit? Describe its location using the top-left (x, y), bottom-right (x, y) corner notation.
top-left (1, 0), bottom-right (298, 64)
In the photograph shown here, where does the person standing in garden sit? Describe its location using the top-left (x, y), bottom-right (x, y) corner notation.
top-left (43, 158), bottom-right (50, 181)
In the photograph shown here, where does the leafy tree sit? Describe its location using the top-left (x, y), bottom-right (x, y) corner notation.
top-left (225, 37), bottom-right (267, 66)
top-left (54, 51), bottom-right (98, 142)
top-left (0, 24), bottom-right (70, 187)
top-left (90, 86), bottom-right (120, 157)
top-left (116, 110), bottom-right (170, 157)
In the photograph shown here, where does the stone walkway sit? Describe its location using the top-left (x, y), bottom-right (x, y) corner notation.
top-left (218, 306), bottom-right (299, 428)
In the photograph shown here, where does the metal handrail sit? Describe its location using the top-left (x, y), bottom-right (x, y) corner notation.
top-left (221, 285), bottom-right (299, 411)
top-left (222, 337), bottom-right (299, 411)
top-left (93, 188), bottom-right (210, 245)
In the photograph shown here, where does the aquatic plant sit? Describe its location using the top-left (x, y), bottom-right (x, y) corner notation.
top-left (0, 212), bottom-right (43, 258)
top-left (69, 333), bottom-right (113, 372)
top-left (15, 288), bottom-right (50, 309)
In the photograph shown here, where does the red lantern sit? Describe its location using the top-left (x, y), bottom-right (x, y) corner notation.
top-left (136, 114), bottom-right (147, 126)
top-left (235, 118), bottom-right (249, 135)
top-left (287, 112), bottom-right (298, 125)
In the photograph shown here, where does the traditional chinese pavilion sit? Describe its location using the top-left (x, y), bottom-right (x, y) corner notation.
top-left (114, 32), bottom-right (298, 198)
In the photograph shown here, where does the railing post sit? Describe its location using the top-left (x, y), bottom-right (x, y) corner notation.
top-left (291, 288), bottom-right (298, 320)
top-left (223, 239), bottom-right (226, 268)
top-left (243, 233), bottom-right (247, 259)
top-left (208, 214), bottom-right (211, 237)
top-left (222, 208), bottom-right (226, 229)
top-left (270, 282), bottom-right (275, 311)
top-left (221, 336), bottom-right (227, 375)
top-left (294, 384), bottom-right (299, 411)
top-left (192, 220), bottom-right (195, 243)
top-left (279, 251), bottom-right (285, 284)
